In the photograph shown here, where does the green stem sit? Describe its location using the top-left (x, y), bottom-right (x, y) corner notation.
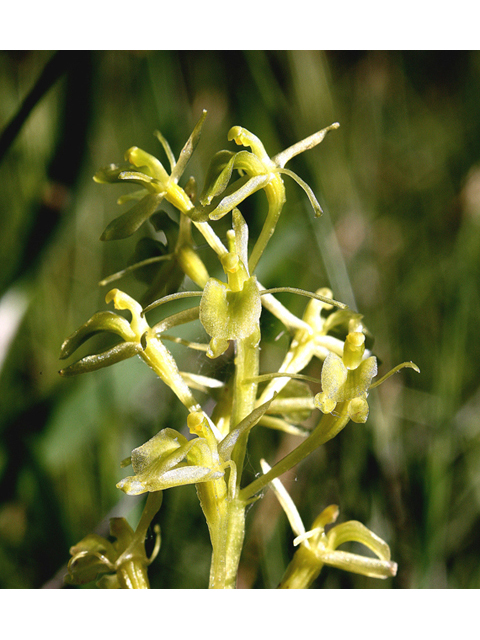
top-left (117, 560), bottom-right (151, 589)
top-left (277, 545), bottom-right (324, 589)
top-left (231, 329), bottom-right (260, 480)
top-left (197, 478), bottom-right (229, 589)
top-left (206, 330), bottom-right (260, 589)
top-left (239, 402), bottom-right (351, 502)
top-left (248, 182), bottom-right (285, 274)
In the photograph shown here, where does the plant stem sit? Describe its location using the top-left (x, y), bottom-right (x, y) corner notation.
top-left (277, 544), bottom-right (324, 589)
top-left (206, 330), bottom-right (260, 588)
top-left (239, 402), bottom-right (351, 502)
top-left (231, 329), bottom-right (260, 480)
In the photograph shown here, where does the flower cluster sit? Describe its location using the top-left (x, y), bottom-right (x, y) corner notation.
top-left (60, 113), bottom-right (419, 589)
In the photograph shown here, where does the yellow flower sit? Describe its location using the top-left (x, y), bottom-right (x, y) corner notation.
top-left (257, 288), bottom-right (355, 405)
top-left (260, 460), bottom-right (397, 588)
top-left (65, 492), bottom-right (162, 589)
top-left (117, 397), bottom-right (275, 498)
top-left (193, 122), bottom-right (339, 273)
top-left (59, 288), bottom-right (201, 412)
top-left (199, 209), bottom-right (262, 358)
top-left (314, 330), bottom-right (420, 424)
top-left (94, 112), bottom-right (207, 241)
top-left (314, 331), bottom-right (377, 423)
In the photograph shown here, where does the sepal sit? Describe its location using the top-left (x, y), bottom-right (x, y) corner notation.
top-left (65, 534), bottom-right (117, 585)
top-left (116, 427), bottom-right (222, 496)
top-left (59, 342), bottom-right (143, 377)
top-left (100, 193), bottom-right (165, 241)
top-left (59, 311), bottom-right (135, 359)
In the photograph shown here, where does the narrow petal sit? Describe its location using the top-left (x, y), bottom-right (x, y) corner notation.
top-left (153, 130), bottom-right (176, 172)
top-left (276, 167), bottom-right (323, 217)
top-left (100, 193), bottom-right (164, 241)
top-left (259, 459), bottom-right (307, 541)
top-left (369, 361), bottom-right (420, 390)
top-left (208, 174), bottom-right (270, 220)
top-left (59, 311), bottom-right (135, 359)
top-left (93, 163), bottom-right (134, 184)
top-left (59, 342), bottom-right (143, 377)
top-left (320, 550), bottom-right (397, 579)
top-left (124, 147), bottom-right (169, 182)
top-left (326, 520), bottom-right (392, 561)
top-left (117, 465), bottom-right (222, 495)
top-left (171, 110), bottom-right (208, 183)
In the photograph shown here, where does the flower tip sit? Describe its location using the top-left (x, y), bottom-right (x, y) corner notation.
top-left (124, 146), bottom-right (138, 163)
top-left (105, 289), bottom-right (119, 305)
top-left (227, 126), bottom-right (242, 144)
top-left (116, 478), bottom-right (146, 495)
top-left (314, 504), bottom-right (340, 528)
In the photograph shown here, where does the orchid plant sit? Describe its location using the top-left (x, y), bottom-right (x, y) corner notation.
top-left (60, 111), bottom-right (419, 589)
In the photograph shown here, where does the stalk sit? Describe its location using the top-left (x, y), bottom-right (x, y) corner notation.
top-left (240, 402), bottom-right (351, 502)
top-left (205, 329), bottom-right (260, 588)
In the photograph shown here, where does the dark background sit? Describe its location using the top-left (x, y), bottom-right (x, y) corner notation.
top-left (0, 50), bottom-right (479, 588)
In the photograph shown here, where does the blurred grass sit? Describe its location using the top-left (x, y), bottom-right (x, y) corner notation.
top-left (1, 50), bottom-right (479, 588)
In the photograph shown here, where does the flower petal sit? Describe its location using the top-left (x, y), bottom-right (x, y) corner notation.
top-left (200, 276), bottom-right (262, 343)
top-left (320, 550), bottom-right (397, 579)
top-left (276, 167), bottom-right (323, 217)
top-left (208, 174), bottom-right (270, 221)
top-left (199, 150), bottom-right (237, 205)
top-left (171, 110), bottom-right (208, 183)
top-left (343, 356), bottom-right (378, 400)
top-left (100, 193), bottom-right (165, 241)
top-left (59, 311), bottom-right (135, 360)
top-left (320, 352), bottom-right (348, 399)
top-left (59, 342), bottom-right (143, 377)
top-left (326, 520), bottom-right (392, 561)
